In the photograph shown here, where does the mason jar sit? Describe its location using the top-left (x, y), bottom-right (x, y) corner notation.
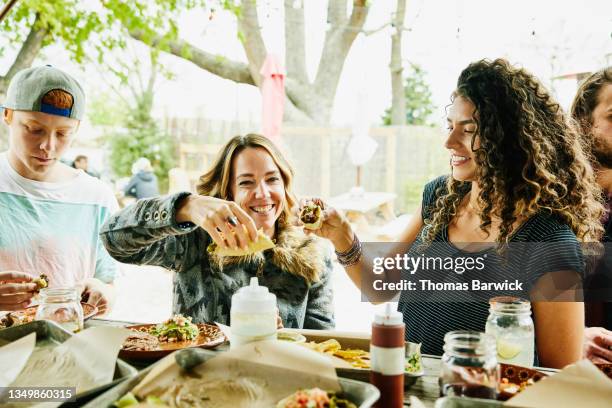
top-left (35, 288), bottom-right (84, 332)
top-left (485, 296), bottom-right (534, 367)
top-left (439, 331), bottom-right (499, 399)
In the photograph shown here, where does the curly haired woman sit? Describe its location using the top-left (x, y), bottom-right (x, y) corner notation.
top-left (303, 59), bottom-right (604, 368)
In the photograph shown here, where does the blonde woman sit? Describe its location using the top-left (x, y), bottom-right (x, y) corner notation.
top-left (101, 134), bottom-right (334, 329)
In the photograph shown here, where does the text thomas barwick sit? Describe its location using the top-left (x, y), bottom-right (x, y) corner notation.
top-left (372, 279), bottom-right (524, 291)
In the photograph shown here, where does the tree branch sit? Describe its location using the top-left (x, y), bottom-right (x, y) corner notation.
top-left (363, 22), bottom-right (390, 36)
top-left (0, 14), bottom-right (47, 94)
top-left (237, 0), bottom-right (267, 87)
top-left (313, 0), bottom-right (369, 121)
top-left (130, 30), bottom-right (254, 86)
top-left (390, 0), bottom-right (407, 125)
top-left (284, 0), bottom-right (308, 84)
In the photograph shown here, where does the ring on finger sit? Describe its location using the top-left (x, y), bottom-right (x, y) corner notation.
top-left (227, 216), bottom-right (238, 227)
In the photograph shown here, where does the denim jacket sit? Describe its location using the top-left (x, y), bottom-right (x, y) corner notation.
top-left (100, 193), bottom-right (335, 329)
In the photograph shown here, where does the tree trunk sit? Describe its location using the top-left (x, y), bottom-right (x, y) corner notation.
top-left (129, 1), bottom-right (370, 125)
top-left (390, 0), bottom-right (407, 125)
top-left (0, 14), bottom-right (48, 98)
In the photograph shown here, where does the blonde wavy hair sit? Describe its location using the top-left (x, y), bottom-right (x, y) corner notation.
top-left (196, 134), bottom-right (296, 229)
top-left (423, 59), bottom-right (604, 245)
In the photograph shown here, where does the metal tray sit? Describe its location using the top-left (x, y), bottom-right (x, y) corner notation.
top-left (84, 348), bottom-right (381, 407)
top-left (0, 320), bottom-right (138, 405)
top-left (435, 396), bottom-right (504, 407)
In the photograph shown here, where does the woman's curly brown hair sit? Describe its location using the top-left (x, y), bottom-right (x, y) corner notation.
top-left (423, 58), bottom-right (604, 245)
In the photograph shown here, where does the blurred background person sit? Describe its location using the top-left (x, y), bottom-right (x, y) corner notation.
top-left (71, 154), bottom-right (99, 178)
top-left (571, 66), bottom-right (612, 363)
top-left (123, 157), bottom-right (159, 200)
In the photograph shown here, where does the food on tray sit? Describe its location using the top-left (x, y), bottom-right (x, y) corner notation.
top-left (150, 315), bottom-right (199, 342)
top-left (405, 350), bottom-right (422, 374)
top-left (207, 229), bottom-right (275, 257)
top-left (300, 339), bottom-right (370, 369)
top-left (0, 312), bottom-right (27, 329)
top-left (115, 378), bottom-right (268, 407)
top-left (113, 392), bottom-right (166, 407)
top-left (299, 201), bottom-right (323, 230)
top-left (300, 338), bottom-right (423, 374)
top-left (405, 342), bottom-right (422, 374)
top-left (277, 331), bottom-right (307, 343)
top-left (33, 273), bottom-right (49, 289)
top-left (122, 331), bottom-right (161, 351)
top-left (276, 388), bottom-right (357, 408)
top-left (499, 377), bottom-right (535, 395)
top-left (497, 363), bottom-right (547, 399)
top-left (0, 303), bottom-right (97, 330)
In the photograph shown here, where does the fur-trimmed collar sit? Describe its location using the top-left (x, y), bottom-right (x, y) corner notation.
top-left (207, 224), bottom-right (327, 284)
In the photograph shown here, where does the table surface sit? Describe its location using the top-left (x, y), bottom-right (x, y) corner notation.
top-left (87, 318), bottom-right (559, 407)
top-left (88, 318), bottom-right (447, 406)
top-left (328, 191), bottom-right (396, 213)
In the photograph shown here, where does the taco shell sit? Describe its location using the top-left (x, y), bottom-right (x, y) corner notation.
top-left (208, 229), bottom-right (275, 257)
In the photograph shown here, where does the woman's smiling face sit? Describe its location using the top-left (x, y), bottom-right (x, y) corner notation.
top-left (230, 147), bottom-right (285, 236)
top-left (445, 95), bottom-right (480, 182)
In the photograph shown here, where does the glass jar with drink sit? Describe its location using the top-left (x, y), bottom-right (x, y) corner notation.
top-left (35, 287), bottom-right (84, 332)
top-left (439, 331), bottom-right (499, 399)
top-left (485, 296), bottom-right (534, 367)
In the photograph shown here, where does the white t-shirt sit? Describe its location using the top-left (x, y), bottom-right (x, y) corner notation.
top-left (0, 153), bottom-right (119, 288)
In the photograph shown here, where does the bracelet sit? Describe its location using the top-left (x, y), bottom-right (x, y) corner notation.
top-left (335, 234), bottom-right (362, 267)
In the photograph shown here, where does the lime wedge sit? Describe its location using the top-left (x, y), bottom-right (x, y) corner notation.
top-left (497, 339), bottom-right (522, 360)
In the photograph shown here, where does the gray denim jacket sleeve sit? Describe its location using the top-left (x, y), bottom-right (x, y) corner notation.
top-left (100, 192), bottom-right (201, 273)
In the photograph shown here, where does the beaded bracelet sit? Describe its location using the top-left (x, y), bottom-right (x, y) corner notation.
top-left (335, 234), bottom-right (362, 267)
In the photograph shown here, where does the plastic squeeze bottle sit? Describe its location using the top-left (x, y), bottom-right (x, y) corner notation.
top-left (370, 303), bottom-right (405, 408)
top-left (230, 277), bottom-right (277, 349)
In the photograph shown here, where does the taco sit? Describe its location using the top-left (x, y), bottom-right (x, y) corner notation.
top-left (33, 274), bottom-right (49, 289)
top-left (300, 202), bottom-right (322, 230)
top-left (207, 229), bottom-right (275, 257)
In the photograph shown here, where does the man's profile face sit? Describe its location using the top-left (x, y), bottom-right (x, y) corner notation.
top-left (591, 83), bottom-right (612, 168)
top-left (3, 109), bottom-right (79, 181)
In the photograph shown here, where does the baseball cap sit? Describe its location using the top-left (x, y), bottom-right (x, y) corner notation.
top-left (2, 65), bottom-right (86, 120)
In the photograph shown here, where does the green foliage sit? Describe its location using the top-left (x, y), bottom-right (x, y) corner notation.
top-left (87, 92), bottom-right (128, 127)
top-left (0, 0), bottom-right (230, 67)
top-left (382, 63), bottom-right (436, 126)
top-left (104, 95), bottom-right (175, 193)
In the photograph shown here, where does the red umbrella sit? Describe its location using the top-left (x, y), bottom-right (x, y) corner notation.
top-left (259, 54), bottom-right (285, 146)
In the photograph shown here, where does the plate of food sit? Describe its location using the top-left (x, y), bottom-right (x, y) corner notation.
top-left (119, 314), bottom-right (226, 360)
top-left (85, 347), bottom-right (380, 408)
top-left (298, 337), bottom-right (424, 386)
top-left (0, 302), bottom-right (98, 329)
top-left (497, 363), bottom-right (549, 401)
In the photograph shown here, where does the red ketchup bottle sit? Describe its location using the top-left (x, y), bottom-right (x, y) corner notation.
top-left (370, 303), bottom-right (405, 408)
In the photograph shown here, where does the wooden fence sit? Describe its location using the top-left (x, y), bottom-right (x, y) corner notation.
top-left (165, 118), bottom-right (449, 214)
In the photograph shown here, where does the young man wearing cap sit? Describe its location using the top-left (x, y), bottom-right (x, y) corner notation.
top-left (0, 65), bottom-right (118, 314)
